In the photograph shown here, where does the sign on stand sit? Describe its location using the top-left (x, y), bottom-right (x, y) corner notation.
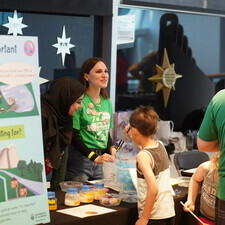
top-left (0, 35), bottom-right (50, 225)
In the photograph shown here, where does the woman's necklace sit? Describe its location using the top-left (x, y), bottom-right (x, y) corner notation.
top-left (91, 96), bottom-right (101, 107)
top-left (86, 90), bottom-right (101, 107)
top-left (86, 95), bottom-right (102, 116)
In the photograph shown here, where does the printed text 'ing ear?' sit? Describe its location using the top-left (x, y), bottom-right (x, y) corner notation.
top-left (0, 125), bottom-right (24, 140)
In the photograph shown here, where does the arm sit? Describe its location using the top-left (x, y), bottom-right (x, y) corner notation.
top-left (71, 128), bottom-right (98, 161)
top-left (197, 137), bottom-right (220, 152)
top-left (71, 129), bottom-right (115, 164)
top-left (94, 133), bottom-right (116, 163)
top-left (107, 134), bottom-right (117, 157)
top-left (128, 52), bottom-right (157, 79)
top-left (197, 99), bottom-right (220, 153)
top-left (135, 151), bottom-right (158, 225)
top-left (184, 161), bottom-right (210, 211)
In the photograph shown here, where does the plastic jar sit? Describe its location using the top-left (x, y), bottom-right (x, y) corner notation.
top-left (93, 182), bottom-right (106, 200)
top-left (48, 191), bottom-right (57, 211)
top-left (64, 188), bottom-right (80, 206)
top-left (79, 185), bottom-right (94, 203)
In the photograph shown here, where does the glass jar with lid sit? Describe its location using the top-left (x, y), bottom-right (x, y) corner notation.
top-left (48, 191), bottom-right (57, 211)
top-left (79, 185), bottom-right (94, 203)
top-left (64, 187), bottom-right (80, 206)
top-left (93, 182), bottom-right (106, 200)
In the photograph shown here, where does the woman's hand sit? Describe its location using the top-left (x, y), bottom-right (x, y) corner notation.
top-left (94, 153), bottom-right (115, 164)
top-left (110, 145), bottom-right (117, 157)
top-left (183, 200), bottom-right (195, 212)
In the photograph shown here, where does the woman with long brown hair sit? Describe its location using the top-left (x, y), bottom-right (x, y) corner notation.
top-left (66, 57), bottom-right (116, 182)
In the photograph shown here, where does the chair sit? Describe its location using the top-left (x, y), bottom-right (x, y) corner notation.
top-left (173, 150), bottom-right (210, 176)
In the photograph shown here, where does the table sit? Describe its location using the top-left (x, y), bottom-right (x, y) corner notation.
top-left (43, 185), bottom-right (199, 225)
top-left (182, 168), bottom-right (197, 176)
top-left (44, 190), bottom-right (138, 225)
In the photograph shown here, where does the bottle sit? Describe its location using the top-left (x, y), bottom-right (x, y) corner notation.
top-left (79, 185), bottom-right (94, 203)
top-left (186, 130), bottom-right (194, 150)
top-left (64, 188), bottom-right (80, 206)
top-left (48, 191), bottom-right (57, 211)
top-left (93, 182), bottom-right (106, 200)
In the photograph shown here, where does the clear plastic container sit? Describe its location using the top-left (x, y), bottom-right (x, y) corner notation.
top-left (93, 182), bottom-right (106, 200)
top-left (64, 187), bottom-right (80, 206)
top-left (103, 160), bottom-right (136, 192)
top-left (79, 185), bottom-right (94, 203)
top-left (48, 191), bottom-right (57, 211)
top-left (186, 130), bottom-right (194, 150)
top-left (59, 181), bottom-right (82, 192)
top-left (99, 193), bottom-right (123, 206)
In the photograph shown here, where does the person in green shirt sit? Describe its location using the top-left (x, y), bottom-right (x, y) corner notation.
top-left (66, 57), bottom-right (116, 182)
top-left (197, 89), bottom-right (225, 225)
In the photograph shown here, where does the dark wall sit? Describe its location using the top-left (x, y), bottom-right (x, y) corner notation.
top-left (168, 44), bottom-right (214, 130)
top-left (0, 0), bottom-right (113, 16)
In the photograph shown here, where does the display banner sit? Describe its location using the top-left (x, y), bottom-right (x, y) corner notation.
top-left (0, 35), bottom-right (50, 225)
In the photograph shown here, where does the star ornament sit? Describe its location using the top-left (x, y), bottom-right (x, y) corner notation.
top-left (52, 26), bottom-right (75, 66)
top-left (3, 10), bottom-right (28, 36)
top-left (149, 48), bottom-right (182, 107)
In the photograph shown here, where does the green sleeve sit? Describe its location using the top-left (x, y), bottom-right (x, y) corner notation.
top-left (198, 100), bottom-right (217, 141)
top-left (73, 108), bottom-right (81, 129)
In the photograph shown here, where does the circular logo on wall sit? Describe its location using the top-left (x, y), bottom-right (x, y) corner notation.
top-left (24, 41), bottom-right (35, 56)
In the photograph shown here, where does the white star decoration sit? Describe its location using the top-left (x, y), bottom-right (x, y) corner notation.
top-left (52, 26), bottom-right (75, 66)
top-left (3, 10), bottom-right (28, 36)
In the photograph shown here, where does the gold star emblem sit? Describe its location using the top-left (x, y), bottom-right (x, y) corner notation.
top-left (149, 48), bottom-right (182, 107)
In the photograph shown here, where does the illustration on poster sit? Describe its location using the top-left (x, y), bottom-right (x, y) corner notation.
top-left (0, 85), bottom-right (34, 114)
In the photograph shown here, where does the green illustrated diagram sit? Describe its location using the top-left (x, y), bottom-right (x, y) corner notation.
top-left (0, 144), bottom-right (44, 202)
top-left (0, 83), bottom-right (39, 119)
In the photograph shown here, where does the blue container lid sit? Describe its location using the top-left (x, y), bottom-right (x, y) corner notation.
top-left (94, 182), bottom-right (104, 188)
top-left (81, 184), bottom-right (91, 191)
top-left (48, 191), bottom-right (55, 198)
top-left (67, 187), bottom-right (78, 194)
